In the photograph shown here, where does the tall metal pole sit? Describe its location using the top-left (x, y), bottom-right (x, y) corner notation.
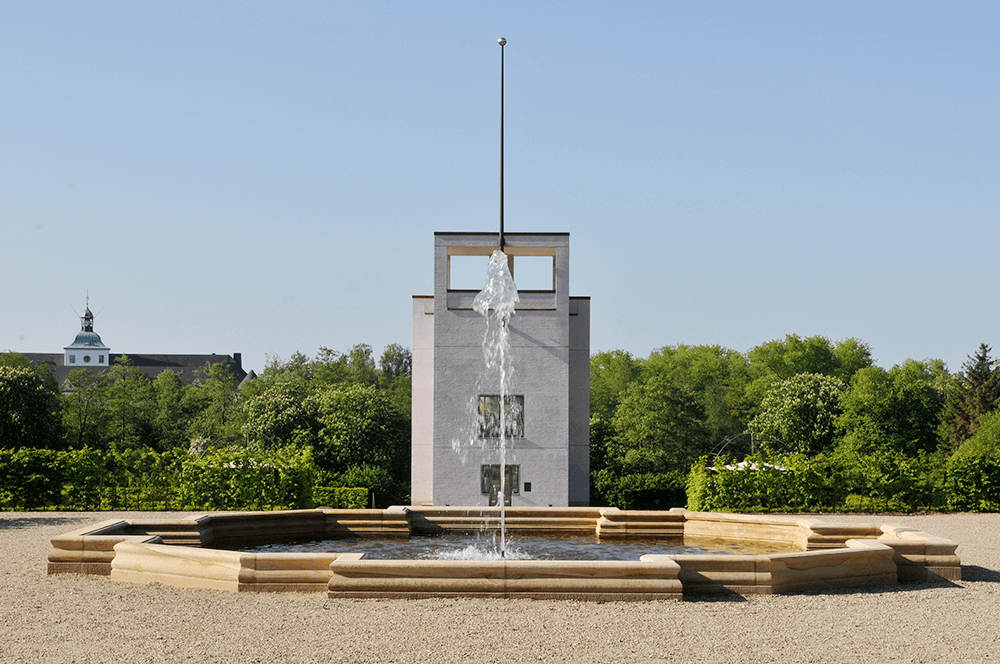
top-left (497, 37), bottom-right (508, 555)
top-left (499, 37), bottom-right (506, 252)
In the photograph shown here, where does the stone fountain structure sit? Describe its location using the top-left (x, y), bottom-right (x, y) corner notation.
top-left (49, 508), bottom-right (961, 598)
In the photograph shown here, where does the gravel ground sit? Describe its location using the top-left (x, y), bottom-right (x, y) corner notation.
top-left (2, 511), bottom-right (999, 663)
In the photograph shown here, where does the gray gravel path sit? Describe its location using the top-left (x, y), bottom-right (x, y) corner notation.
top-left (2, 511), bottom-right (998, 663)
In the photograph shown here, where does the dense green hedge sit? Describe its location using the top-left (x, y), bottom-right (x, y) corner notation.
top-left (313, 486), bottom-right (369, 509)
top-left (592, 468), bottom-right (688, 510)
top-left (945, 450), bottom-right (1000, 511)
top-left (178, 446), bottom-right (315, 511)
top-left (0, 446), bottom-right (367, 511)
top-left (9, 445), bottom-right (998, 513)
top-left (0, 448), bottom-right (64, 509)
top-left (686, 449), bottom-right (995, 513)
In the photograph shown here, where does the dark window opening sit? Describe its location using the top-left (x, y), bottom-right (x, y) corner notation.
top-left (478, 395), bottom-right (524, 439)
top-left (481, 464), bottom-right (520, 506)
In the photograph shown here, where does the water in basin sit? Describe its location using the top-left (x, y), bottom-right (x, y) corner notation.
top-left (241, 533), bottom-right (794, 561)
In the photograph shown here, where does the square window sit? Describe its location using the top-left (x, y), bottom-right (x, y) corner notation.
top-left (478, 395), bottom-right (524, 438)
top-left (69, 355), bottom-right (75, 364)
top-left (481, 464), bottom-right (520, 506)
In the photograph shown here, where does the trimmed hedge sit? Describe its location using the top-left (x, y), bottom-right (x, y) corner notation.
top-left (177, 446), bottom-right (315, 511)
top-left (313, 486), bottom-right (369, 510)
top-left (0, 446), bottom-right (368, 511)
top-left (687, 451), bottom-right (954, 513)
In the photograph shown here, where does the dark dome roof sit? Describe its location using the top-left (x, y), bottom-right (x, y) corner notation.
top-left (67, 331), bottom-right (107, 348)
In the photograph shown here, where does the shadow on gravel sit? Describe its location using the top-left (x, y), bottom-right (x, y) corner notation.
top-left (683, 592), bottom-right (748, 603)
top-left (788, 578), bottom-right (964, 597)
top-left (962, 565), bottom-right (1000, 583)
top-left (0, 516), bottom-right (85, 531)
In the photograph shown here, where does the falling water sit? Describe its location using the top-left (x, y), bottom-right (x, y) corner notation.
top-left (473, 249), bottom-right (518, 557)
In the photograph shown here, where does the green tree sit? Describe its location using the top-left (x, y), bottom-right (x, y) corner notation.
top-left (378, 343), bottom-right (412, 417)
top-left (590, 350), bottom-right (643, 423)
top-left (589, 350), bottom-right (643, 478)
top-left (105, 357), bottom-right (156, 450)
top-left (312, 344), bottom-right (379, 388)
top-left (0, 366), bottom-right (63, 449)
top-left (608, 374), bottom-right (711, 476)
top-left (953, 409), bottom-right (1000, 458)
top-left (836, 361), bottom-right (944, 456)
top-left (186, 362), bottom-right (242, 447)
top-left (62, 369), bottom-right (111, 449)
top-left (329, 463), bottom-right (395, 509)
top-left (346, 343), bottom-right (379, 387)
top-left (746, 335), bottom-right (871, 405)
top-left (833, 338), bottom-right (876, 381)
top-left (748, 334), bottom-right (842, 380)
top-left (748, 373), bottom-right (845, 455)
top-left (240, 352), bottom-right (314, 403)
top-left (152, 370), bottom-right (189, 450)
top-left (241, 381), bottom-right (317, 449)
top-left (306, 384), bottom-right (409, 503)
top-left (940, 343), bottom-right (1000, 450)
top-left (593, 374), bottom-right (709, 508)
top-left (643, 344), bottom-right (753, 449)
top-left (1, 352), bottom-right (61, 396)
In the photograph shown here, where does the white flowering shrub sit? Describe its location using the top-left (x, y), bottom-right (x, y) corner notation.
top-left (748, 373), bottom-right (845, 455)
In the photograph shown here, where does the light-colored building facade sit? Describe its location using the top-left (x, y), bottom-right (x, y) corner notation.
top-left (19, 300), bottom-right (249, 386)
top-left (411, 232), bottom-right (590, 507)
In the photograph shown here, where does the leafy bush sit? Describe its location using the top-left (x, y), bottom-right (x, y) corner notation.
top-left (849, 450), bottom-right (944, 511)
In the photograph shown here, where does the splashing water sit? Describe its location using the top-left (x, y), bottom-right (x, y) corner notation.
top-left (472, 250), bottom-right (518, 557)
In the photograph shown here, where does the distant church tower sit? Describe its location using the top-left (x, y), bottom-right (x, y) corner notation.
top-left (63, 297), bottom-right (110, 367)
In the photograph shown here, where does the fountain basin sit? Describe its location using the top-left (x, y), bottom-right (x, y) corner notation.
top-left (48, 507), bottom-right (961, 599)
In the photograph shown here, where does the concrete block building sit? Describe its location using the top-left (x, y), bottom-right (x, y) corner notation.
top-left (411, 232), bottom-right (590, 507)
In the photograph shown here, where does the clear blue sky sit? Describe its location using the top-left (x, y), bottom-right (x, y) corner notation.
top-left (3, 2), bottom-right (997, 374)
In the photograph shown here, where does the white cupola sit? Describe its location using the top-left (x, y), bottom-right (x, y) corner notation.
top-left (64, 296), bottom-right (110, 367)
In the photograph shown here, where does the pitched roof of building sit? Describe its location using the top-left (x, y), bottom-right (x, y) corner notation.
top-left (21, 352), bottom-right (248, 385)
